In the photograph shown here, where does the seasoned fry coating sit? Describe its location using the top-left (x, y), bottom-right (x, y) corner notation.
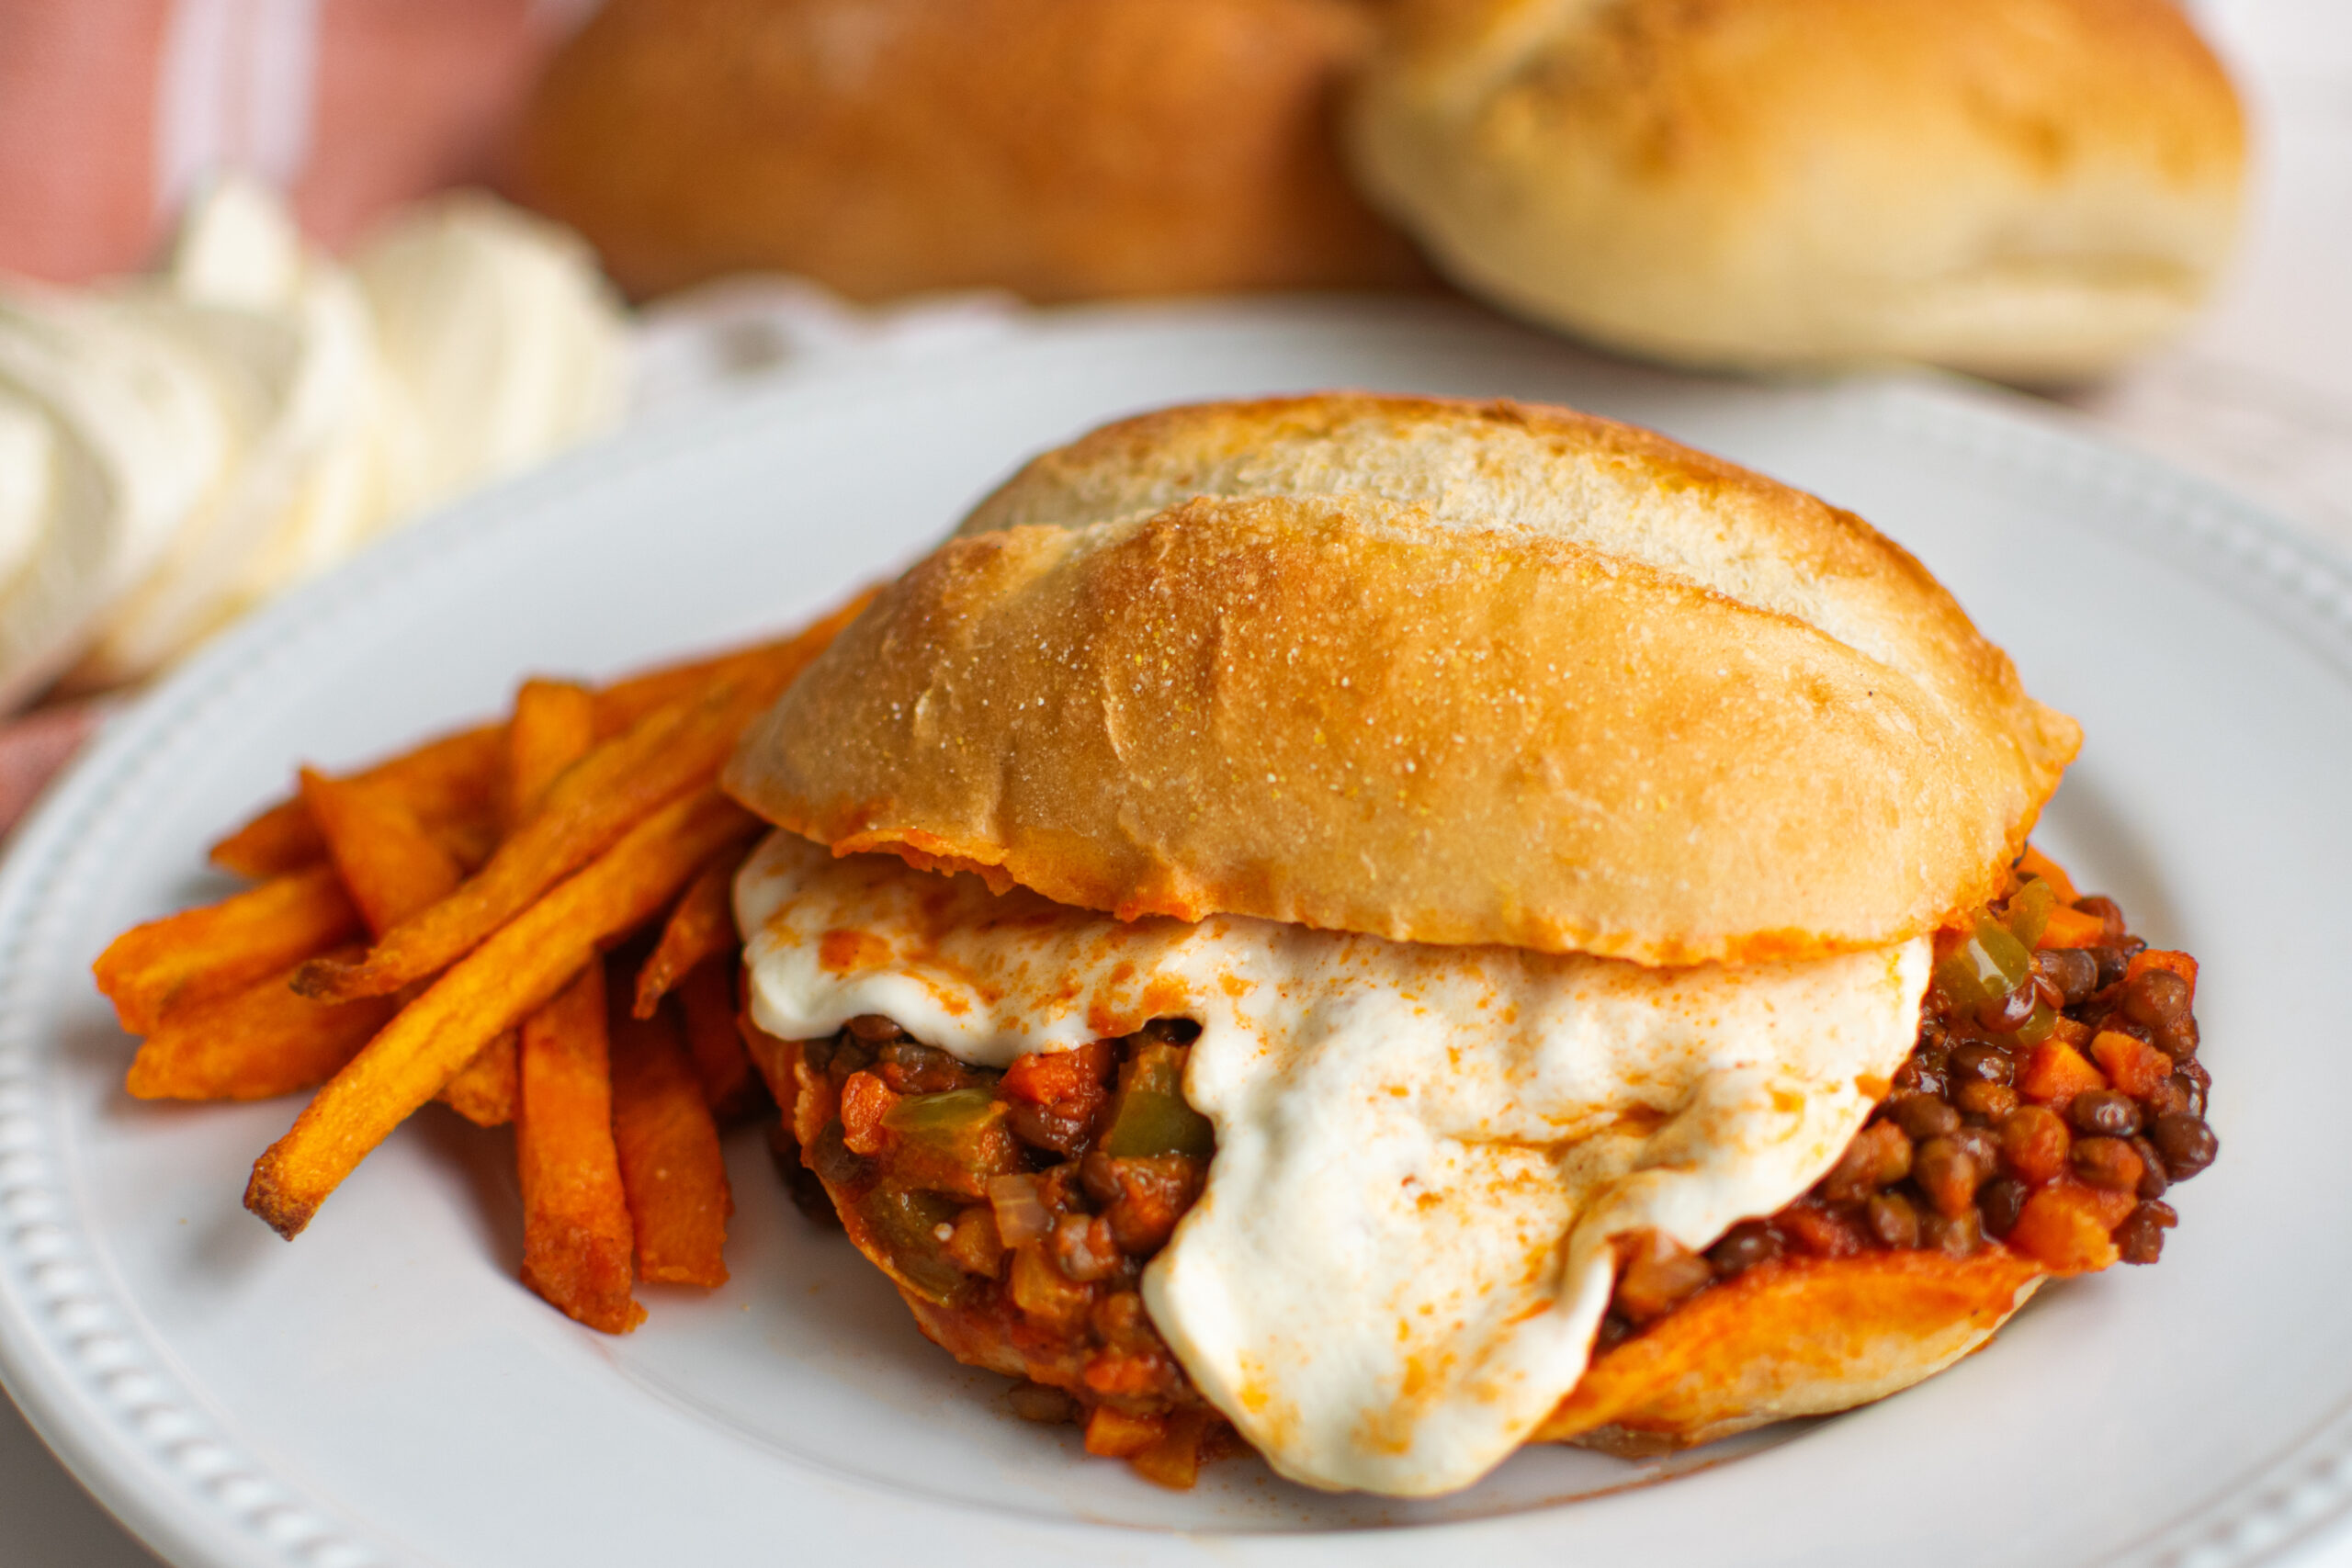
top-left (96, 864), bottom-right (360, 1034)
top-left (295, 682), bottom-right (771, 1004)
top-left (633, 846), bottom-right (746, 1018)
top-left (518, 964), bottom-right (644, 1333)
top-left (299, 769), bottom-right (464, 938)
top-left (439, 1032), bottom-right (520, 1127)
top-left (503, 678), bottom-right (599, 829)
top-left (244, 788), bottom-right (758, 1237)
top-left (210, 724), bottom-right (505, 878)
top-left (675, 959), bottom-right (759, 1121)
top-left (124, 946), bottom-right (397, 1101)
top-left (611, 995), bottom-right (733, 1285)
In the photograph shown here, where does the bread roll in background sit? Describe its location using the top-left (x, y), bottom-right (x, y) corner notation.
top-left (511, 0), bottom-right (1423, 302)
top-left (1347, 0), bottom-right (2246, 380)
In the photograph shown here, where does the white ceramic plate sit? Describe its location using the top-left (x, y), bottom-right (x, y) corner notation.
top-left (3, 298), bottom-right (2347, 1568)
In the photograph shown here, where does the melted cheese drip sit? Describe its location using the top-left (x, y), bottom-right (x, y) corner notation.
top-left (738, 831), bottom-right (1929, 1495)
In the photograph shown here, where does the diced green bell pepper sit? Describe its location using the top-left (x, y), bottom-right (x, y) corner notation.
top-left (1102, 1043), bottom-right (1215, 1159)
top-left (882, 1087), bottom-right (1020, 1199)
top-left (857, 1187), bottom-right (967, 1304)
top-left (2005, 877), bottom-right (2056, 952)
top-left (1935, 914), bottom-right (2034, 1011)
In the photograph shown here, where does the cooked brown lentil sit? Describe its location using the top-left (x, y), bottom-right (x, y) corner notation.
top-left (1639, 871), bottom-right (2220, 1348)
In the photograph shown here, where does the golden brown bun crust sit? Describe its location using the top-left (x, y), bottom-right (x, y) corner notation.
top-left (511, 0), bottom-right (1423, 302)
top-left (1538, 1248), bottom-right (2046, 1452)
top-left (1346, 0), bottom-right (2245, 378)
top-left (727, 394), bottom-right (2078, 964)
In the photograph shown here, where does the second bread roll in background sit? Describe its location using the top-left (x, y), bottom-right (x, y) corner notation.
top-left (512, 0), bottom-right (1422, 302)
top-left (1346, 0), bottom-right (2246, 380)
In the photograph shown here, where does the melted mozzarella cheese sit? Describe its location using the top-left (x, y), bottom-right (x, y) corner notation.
top-left (738, 831), bottom-right (1929, 1495)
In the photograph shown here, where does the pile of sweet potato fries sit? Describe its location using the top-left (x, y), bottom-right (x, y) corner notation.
top-left (95, 594), bottom-right (869, 1332)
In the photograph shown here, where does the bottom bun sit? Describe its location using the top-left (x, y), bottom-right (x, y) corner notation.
top-left (1535, 1248), bottom-right (2044, 1455)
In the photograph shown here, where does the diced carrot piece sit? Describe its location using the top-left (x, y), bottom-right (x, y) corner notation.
top-left (1083, 1405), bottom-right (1164, 1460)
top-left (243, 788), bottom-right (756, 1238)
top-left (2015, 847), bottom-right (2081, 907)
top-left (124, 947), bottom-right (396, 1101)
top-left (609, 991), bottom-right (733, 1287)
top-left (1128, 1408), bottom-right (1212, 1490)
top-left (95, 864), bottom-right (361, 1035)
top-left (300, 769), bottom-right (463, 938)
top-left (2006, 1184), bottom-right (2135, 1274)
top-left (1777, 1204), bottom-right (1864, 1258)
top-left (2048, 1014), bottom-right (2092, 1048)
top-left (1001, 1040), bottom-right (1113, 1106)
top-left (2017, 1041), bottom-right (2109, 1109)
top-left (2036, 905), bottom-right (2107, 950)
top-left (2091, 1031), bottom-right (2175, 1100)
top-left (503, 678), bottom-right (598, 829)
top-left (517, 964), bottom-right (643, 1334)
top-left (1996, 1104), bottom-right (2072, 1186)
top-left (1083, 1353), bottom-right (1165, 1397)
top-left (2126, 950), bottom-right (2198, 996)
top-left (839, 1070), bottom-right (900, 1156)
top-left (675, 961), bottom-right (759, 1121)
top-left (633, 846), bottom-right (748, 1018)
top-left (943, 1206), bottom-right (1005, 1277)
top-left (1009, 1243), bottom-right (1092, 1331)
top-left (209, 724), bottom-right (506, 878)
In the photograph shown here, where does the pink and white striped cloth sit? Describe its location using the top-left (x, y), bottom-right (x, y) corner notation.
top-left (0, 0), bottom-right (601, 836)
top-left (0, 0), bottom-right (594, 286)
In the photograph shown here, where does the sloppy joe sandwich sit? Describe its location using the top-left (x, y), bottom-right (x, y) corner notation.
top-left (720, 394), bottom-right (2218, 1495)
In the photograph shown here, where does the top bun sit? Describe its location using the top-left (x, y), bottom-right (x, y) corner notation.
top-left (511, 0), bottom-right (1422, 302)
top-left (727, 395), bottom-right (2079, 965)
top-left (1344, 0), bottom-right (2245, 379)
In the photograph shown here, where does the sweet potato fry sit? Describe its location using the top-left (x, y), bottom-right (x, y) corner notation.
top-left (96, 864), bottom-right (361, 1035)
top-left (210, 592), bottom-right (864, 880)
top-left (432, 816), bottom-right (503, 874)
top-left (124, 946), bottom-right (398, 1101)
top-left (209, 724), bottom-right (506, 878)
top-left (244, 788), bottom-right (759, 1238)
top-left (503, 678), bottom-right (598, 829)
top-left (294, 680), bottom-right (775, 1005)
top-left (676, 960), bottom-right (760, 1122)
top-left (517, 964), bottom-right (643, 1334)
top-left (440, 1032), bottom-right (519, 1127)
top-left (610, 992), bottom-right (733, 1286)
top-left (299, 768), bottom-right (511, 1122)
top-left (634, 846), bottom-right (748, 1017)
top-left (299, 769), bottom-right (464, 937)
top-left (590, 588), bottom-right (875, 739)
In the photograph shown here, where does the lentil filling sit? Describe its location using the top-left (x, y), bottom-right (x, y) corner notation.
top-left (762, 859), bottom-right (2215, 1487)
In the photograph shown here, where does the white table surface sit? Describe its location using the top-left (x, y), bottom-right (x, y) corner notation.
top-left (5, 2), bottom-right (2346, 1561)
